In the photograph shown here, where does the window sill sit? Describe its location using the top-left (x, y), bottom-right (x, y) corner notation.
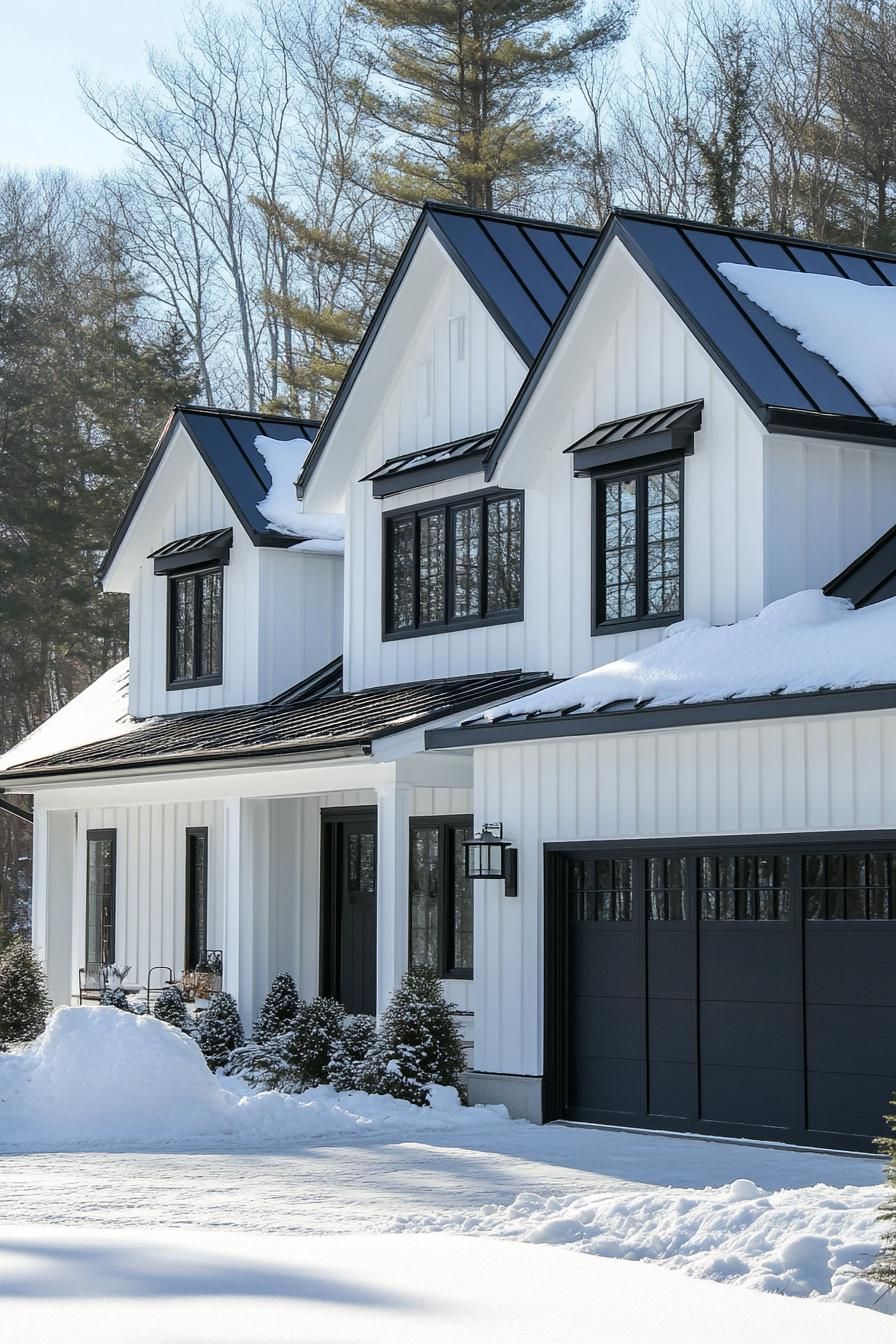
top-left (166, 675), bottom-right (224, 691)
top-left (592, 613), bottom-right (682, 637)
top-left (384, 609), bottom-right (523, 642)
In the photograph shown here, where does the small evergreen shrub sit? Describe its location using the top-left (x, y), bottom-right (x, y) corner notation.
top-left (153, 985), bottom-right (192, 1034)
top-left (376, 966), bottom-right (467, 1106)
top-left (195, 991), bottom-right (245, 1071)
top-left (253, 972), bottom-right (300, 1043)
top-left (278, 996), bottom-right (346, 1092)
top-left (100, 986), bottom-right (133, 1012)
top-left (871, 1099), bottom-right (896, 1291)
top-left (327, 1014), bottom-right (379, 1092)
top-left (0, 935), bottom-right (52, 1050)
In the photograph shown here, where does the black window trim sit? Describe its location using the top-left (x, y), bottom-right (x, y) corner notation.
top-left (166, 561), bottom-right (225, 690)
top-left (185, 826), bottom-right (210, 972)
top-left (408, 814), bottom-right (475, 980)
top-left (592, 459), bottom-right (684, 635)
top-left (85, 827), bottom-right (117, 969)
top-left (382, 487), bottom-right (524, 641)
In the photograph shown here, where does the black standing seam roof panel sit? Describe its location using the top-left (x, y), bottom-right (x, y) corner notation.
top-left (479, 219), bottom-right (571, 314)
top-left (836, 254), bottom-right (886, 284)
top-left (180, 411), bottom-right (272, 532)
top-left (522, 227), bottom-right (583, 289)
top-left (734, 238), bottom-right (800, 270)
top-left (683, 228), bottom-right (874, 418)
top-left (431, 210), bottom-right (554, 360)
top-left (787, 247), bottom-right (843, 277)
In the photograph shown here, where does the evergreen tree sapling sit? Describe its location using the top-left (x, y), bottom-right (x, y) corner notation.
top-left (327, 1014), bottom-right (380, 1092)
top-left (195, 991), bottom-right (245, 1071)
top-left (153, 984), bottom-right (192, 1034)
top-left (377, 966), bottom-right (467, 1105)
top-left (0, 935), bottom-right (52, 1049)
top-left (252, 972), bottom-right (300, 1043)
top-left (100, 986), bottom-right (133, 1012)
top-left (279, 997), bottom-right (346, 1092)
top-left (872, 1097), bottom-right (896, 1291)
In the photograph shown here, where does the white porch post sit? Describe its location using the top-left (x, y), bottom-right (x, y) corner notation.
top-left (31, 807), bottom-right (76, 1007)
top-left (220, 797), bottom-right (274, 1029)
top-left (375, 775), bottom-right (413, 1015)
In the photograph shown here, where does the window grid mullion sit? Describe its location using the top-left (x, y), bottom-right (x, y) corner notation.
top-left (636, 473), bottom-right (647, 620)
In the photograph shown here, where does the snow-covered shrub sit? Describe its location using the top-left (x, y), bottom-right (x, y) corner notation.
top-left (194, 991), bottom-right (245, 1071)
top-left (278, 996), bottom-right (346, 1092)
top-left (100, 986), bottom-right (133, 1012)
top-left (376, 966), bottom-right (467, 1106)
top-left (872, 1099), bottom-right (896, 1290)
top-left (253, 972), bottom-right (300, 1043)
top-left (0, 935), bottom-right (51, 1050)
top-left (327, 1014), bottom-right (379, 1092)
top-left (153, 985), bottom-right (192, 1034)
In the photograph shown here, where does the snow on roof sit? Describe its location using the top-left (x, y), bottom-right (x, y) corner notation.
top-left (255, 435), bottom-right (345, 542)
top-left (0, 659), bottom-right (141, 772)
top-left (474, 590), bottom-right (896, 723)
top-left (718, 262), bottom-right (896, 423)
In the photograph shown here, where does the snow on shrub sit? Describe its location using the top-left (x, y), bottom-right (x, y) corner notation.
top-left (327, 1014), bottom-right (379, 1092)
top-left (376, 967), bottom-right (467, 1105)
top-left (153, 985), bottom-right (192, 1034)
top-left (253, 973), bottom-right (300, 1043)
top-left (195, 992), bottom-right (245, 1071)
top-left (0, 936), bottom-right (51, 1050)
top-left (871, 1095), bottom-right (896, 1291)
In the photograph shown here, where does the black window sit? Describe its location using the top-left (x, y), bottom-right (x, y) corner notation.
top-left (804, 851), bottom-right (896, 919)
top-left (185, 828), bottom-right (209, 971)
top-left (595, 465), bottom-right (682, 629)
top-left (168, 565), bottom-right (223, 687)
top-left (409, 817), bottom-right (473, 977)
top-left (570, 857), bottom-right (633, 921)
top-left (385, 492), bottom-right (523, 636)
top-left (86, 830), bottom-right (116, 970)
top-left (698, 854), bottom-right (791, 921)
top-left (647, 857), bottom-right (688, 920)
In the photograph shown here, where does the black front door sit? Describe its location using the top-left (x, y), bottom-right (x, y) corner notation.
top-left (321, 810), bottom-right (377, 1015)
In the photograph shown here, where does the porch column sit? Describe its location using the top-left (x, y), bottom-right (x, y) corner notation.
top-left (31, 807), bottom-right (75, 1006)
top-left (375, 776), bottom-right (413, 1015)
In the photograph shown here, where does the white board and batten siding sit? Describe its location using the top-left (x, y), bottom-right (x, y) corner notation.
top-left (472, 709), bottom-right (896, 1078)
top-left (118, 425), bottom-right (342, 718)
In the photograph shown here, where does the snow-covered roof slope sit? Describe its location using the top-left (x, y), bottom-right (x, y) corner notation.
top-left (0, 660), bottom-right (141, 772)
top-left (255, 435), bottom-right (345, 543)
top-left (473, 591), bottom-right (896, 723)
top-left (719, 262), bottom-right (896, 423)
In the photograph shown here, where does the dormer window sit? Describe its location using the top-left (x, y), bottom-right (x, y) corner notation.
top-left (384, 490), bottom-right (523, 638)
top-left (150, 530), bottom-right (231, 690)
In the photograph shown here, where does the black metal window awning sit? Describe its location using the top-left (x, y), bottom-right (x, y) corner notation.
top-left (564, 400), bottom-right (704, 477)
top-left (362, 431), bottom-right (496, 497)
top-left (150, 528), bottom-right (233, 574)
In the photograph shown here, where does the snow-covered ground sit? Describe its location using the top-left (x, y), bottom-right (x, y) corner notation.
top-left (0, 1228), bottom-right (887, 1344)
top-left (0, 1007), bottom-right (892, 1334)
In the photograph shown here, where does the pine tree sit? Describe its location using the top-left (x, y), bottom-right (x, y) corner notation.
top-left (327, 1014), bottom-right (380, 1092)
top-left (278, 997), bottom-right (347, 1092)
top-left (153, 985), bottom-right (192, 1034)
top-left (252, 972), bottom-right (300, 1043)
top-left (352, 0), bottom-right (630, 210)
top-left (195, 992), bottom-right (245, 1071)
top-left (376, 966), bottom-right (467, 1105)
top-left (0, 935), bottom-right (52, 1049)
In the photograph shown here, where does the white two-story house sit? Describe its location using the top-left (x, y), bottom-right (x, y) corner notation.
top-left (3, 202), bottom-right (896, 1152)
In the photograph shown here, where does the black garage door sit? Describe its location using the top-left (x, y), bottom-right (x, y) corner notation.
top-left (546, 839), bottom-right (896, 1151)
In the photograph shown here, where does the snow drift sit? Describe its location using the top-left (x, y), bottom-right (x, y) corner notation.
top-left (255, 434), bottom-right (344, 545)
top-left (0, 1007), bottom-right (505, 1148)
top-left (476, 590), bottom-right (896, 722)
top-left (718, 261), bottom-right (896, 423)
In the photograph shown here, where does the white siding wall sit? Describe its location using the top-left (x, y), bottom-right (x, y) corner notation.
top-left (257, 549), bottom-right (343, 700)
top-left (473, 710), bottom-right (896, 1077)
top-left (763, 434), bottom-right (896, 601)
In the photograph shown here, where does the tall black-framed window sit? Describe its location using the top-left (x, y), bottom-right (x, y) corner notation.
top-left (385, 490), bottom-right (523, 637)
top-left (594, 464), bottom-right (682, 631)
top-left (185, 827), bottom-right (209, 971)
top-left (168, 565), bottom-right (224, 687)
top-left (86, 829), bottom-right (116, 970)
top-left (409, 816), bottom-right (473, 977)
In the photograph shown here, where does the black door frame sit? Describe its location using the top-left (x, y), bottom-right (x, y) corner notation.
top-left (543, 827), bottom-right (896, 1149)
top-left (319, 806), bottom-right (378, 1004)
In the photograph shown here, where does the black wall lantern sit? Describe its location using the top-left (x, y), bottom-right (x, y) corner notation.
top-left (464, 823), bottom-right (518, 897)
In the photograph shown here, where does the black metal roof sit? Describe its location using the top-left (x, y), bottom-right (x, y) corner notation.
top-left (362, 430), bottom-right (497, 497)
top-left (0, 667), bottom-right (551, 781)
top-left (149, 528), bottom-right (234, 559)
top-left (564, 400), bottom-right (703, 474)
top-left (99, 406), bottom-right (320, 579)
top-left (825, 523), bottom-right (896, 608)
top-left (297, 202), bottom-right (599, 495)
top-left (482, 209), bottom-right (896, 477)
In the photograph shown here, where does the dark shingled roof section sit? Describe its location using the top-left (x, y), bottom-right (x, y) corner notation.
top-left (99, 406), bottom-right (320, 579)
top-left (0, 667), bottom-right (552, 781)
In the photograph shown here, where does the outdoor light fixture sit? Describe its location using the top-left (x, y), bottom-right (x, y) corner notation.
top-left (464, 823), bottom-right (518, 897)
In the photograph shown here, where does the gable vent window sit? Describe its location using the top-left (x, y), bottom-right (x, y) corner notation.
top-left (384, 491), bottom-right (523, 637)
top-left (169, 566), bottom-right (224, 688)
